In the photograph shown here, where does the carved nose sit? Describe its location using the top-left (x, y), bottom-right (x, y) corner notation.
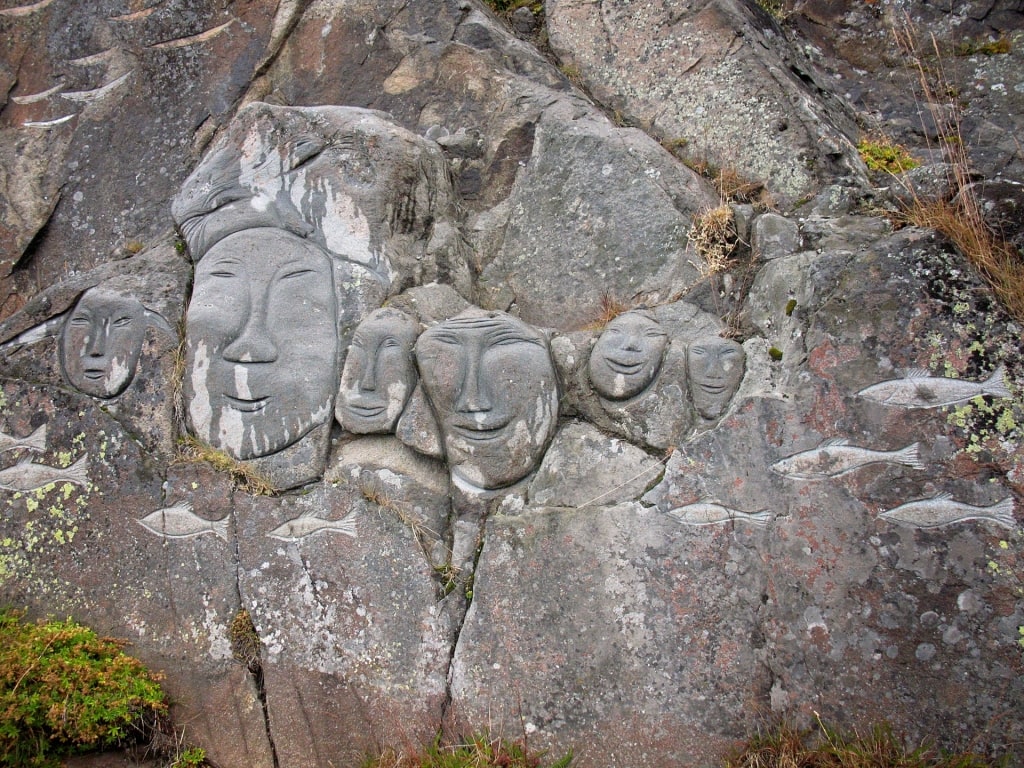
top-left (223, 307), bottom-right (278, 363)
top-left (455, 356), bottom-right (491, 412)
top-left (85, 322), bottom-right (107, 357)
top-left (622, 334), bottom-right (642, 352)
top-left (358, 354), bottom-right (378, 392)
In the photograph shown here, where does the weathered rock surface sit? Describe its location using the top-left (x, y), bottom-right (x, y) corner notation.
top-left (1, 1), bottom-right (1022, 767)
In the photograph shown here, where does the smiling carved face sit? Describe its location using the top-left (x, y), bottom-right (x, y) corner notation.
top-left (415, 312), bottom-right (559, 490)
top-left (588, 311), bottom-right (669, 401)
top-left (686, 337), bottom-right (745, 420)
top-left (184, 228), bottom-right (338, 460)
top-left (60, 289), bottom-right (146, 399)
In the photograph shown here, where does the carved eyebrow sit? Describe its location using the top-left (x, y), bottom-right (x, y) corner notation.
top-left (425, 331), bottom-right (462, 345)
top-left (486, 327), bottom-right (542, 346)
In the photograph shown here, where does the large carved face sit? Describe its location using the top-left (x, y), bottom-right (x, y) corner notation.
top-left (588, 311), bottom-right (669, 401)
top-left (184, 228), bottom-right (338, 460)
top-left (686, 337), bottom-right (745, 420)
top-left (60, 288), bottom-right (146, 399)
top-left (415, 312), bottom-right (559, 490)
top-left (336, 308), bottom-right (419, 434)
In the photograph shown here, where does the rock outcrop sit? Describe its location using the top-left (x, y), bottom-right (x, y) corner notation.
top-left (0, 1), bottom-right (1021, 766)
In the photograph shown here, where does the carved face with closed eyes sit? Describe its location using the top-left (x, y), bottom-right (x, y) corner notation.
top-left (184, 227), bottom-right (338, 460)
top-left (60, 288), bottom-right (147, 399)
top-left (415, 311), bottom-right (559, 490)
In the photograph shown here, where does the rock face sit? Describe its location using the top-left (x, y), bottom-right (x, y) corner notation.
top-left (1, 1), bottom-right (1022, 767)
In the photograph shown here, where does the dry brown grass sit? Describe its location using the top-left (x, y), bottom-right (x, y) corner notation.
top-left (889, 24), bottom-right (1024, 326)
top-left (689, 203), bottom-right (738, 277)
top-left (175, 435), bottom-right (277, 496)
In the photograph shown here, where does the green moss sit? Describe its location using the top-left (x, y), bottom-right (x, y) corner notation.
top-left (857, 137), bottom-right (919, 174)
top-left (769, 347), bottom-right (784, 361)
top-left (0, 609), bottom-right (167, 767)
top-left (363, 732), bottom-right (572, 768)
top-left (955, 37), bottom-right (1011, 56)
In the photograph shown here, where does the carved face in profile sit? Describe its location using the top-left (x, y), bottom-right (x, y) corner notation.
top-left (337, 308), bottom-right (419, 434)
top-left (415, 312), bottom-right (559, 490)
top-left (60, 288), bottom-right (147, 399)
top-left (687, 337), bottom-right (745, 420)
top-left (588, 311), bottom-right (669, 401)
top-left (184, 228), bottom-right (338, 460)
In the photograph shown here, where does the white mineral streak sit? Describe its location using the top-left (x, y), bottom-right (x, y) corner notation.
top-left (234, 365), bottom-right (251, 399)
top-left (613, 373), bottom-right (627, 397)
top-left (189, 341), bottom-right (212, 438)
top-left (105, 357), bottom-right (130, 394)
top-left (320, 186), bottom-right (375, 267)
top-left (218, 406), bottom-right (243, 456)
top-left (386, 381), bottom-right (409, 422)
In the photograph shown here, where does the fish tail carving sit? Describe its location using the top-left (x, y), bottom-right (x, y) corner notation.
top-left (988, 498), bottom-right (1017, 529)
top-left (25, 423), bottom-right (47, 452)
top-left (211, 515), bottom-right (231, 541)
top-left (983, 364), bottom-right (1011, 399)
top-left (896, 442), bottom-right (926, 472)
top-left (64, 454), bottom-right (90, 486)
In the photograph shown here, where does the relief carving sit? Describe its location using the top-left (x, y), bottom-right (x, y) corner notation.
top-left (588, 310), bottom-right (668, 401)
top-left (686, 336), bottom-right (746, 422)
top-left (337, 308), bottom-right (420, 435)
top-left (60, 287), bottom-right (160, 399)
top-left (412, 310), bottom-right (559, 491)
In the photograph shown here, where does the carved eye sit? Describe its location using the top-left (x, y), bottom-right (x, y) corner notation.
top-left (209, 270), bottom-right (237, 278)
top-left (69, 316), bottom-right (91, 326)
top-left (280, 268), bottom-right (314, 280)
top-left (112, 316), bottom-right (133, 328)
top-left (691, 346), bottom-right (707, 355)
top-left (645, 330), bottom-right (667, 339)
top-left (380, 337), bottom-right (401, 349)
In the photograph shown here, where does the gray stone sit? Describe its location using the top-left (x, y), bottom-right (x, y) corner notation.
top-left (410, 309), bottom-right (559, 491)
top-left (546, 0), bottom-right (868, 205)
top-left (686, 336), bottom-right (746, 422)
top-left (528, 421), bottom-right (664, 508)
top-left (752, 213), bottom-right (802, 261)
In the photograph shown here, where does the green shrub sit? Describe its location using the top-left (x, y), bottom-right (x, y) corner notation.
top-left (0, 609), bottom-right (167, 767)
top-left (857, 136), bottom-right (919, 174)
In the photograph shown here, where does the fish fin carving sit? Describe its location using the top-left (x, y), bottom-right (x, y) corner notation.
top-left (169, 500), bottom-right (193, 514)
top-left (903, 368), bottom-right (931, 379)
top-left (25, 424), bottom-right (47, 452)
top-left (747, 510), bottom-right (773, 526)
top-left (931, 491), bottom-right (954, 501)
top-left (820, 437), bottom-right (849, 447)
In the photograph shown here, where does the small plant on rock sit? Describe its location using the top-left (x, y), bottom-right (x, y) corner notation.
top-left (0, 609), bottom-right (168, 767)
top-left (363, 732), bottom-right (573, 768)
top-left (689, 203), bottom-right (738, 277)
top-left (857, 135), bottom-right (919, 174)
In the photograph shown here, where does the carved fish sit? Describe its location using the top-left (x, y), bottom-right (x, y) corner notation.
top-left (666, 500), bottom-right (772, 527)
top-left (879, 493), bottom-right (1016, 529)
top-left (11, 83), bottom-right (64, 104)
top-left (0, 424), bottom-right (47, 454)
top-left (0, 454), bottom-right (89, 492)
top-left (267, 508), bottom-right (358, 542)
top-left (138, 501), bottom-right (229, 541)
top-left (61, 72), bottom-right (132, 103)
top-left (771, 439), bottom-right (925, 480)
top-left (23, 114), bottom-right (76, 128)
top-left (857, 364), bottom-right (1011, 408)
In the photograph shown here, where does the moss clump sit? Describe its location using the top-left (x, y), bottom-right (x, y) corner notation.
top-left (857, 136), bottom-right (919, 174)
top-left (363, 732), bottom-right (573, 768)
top-left (0, 609), bottom-right (167, 767)
top-left (955, 37), bottom-right (1011, 56)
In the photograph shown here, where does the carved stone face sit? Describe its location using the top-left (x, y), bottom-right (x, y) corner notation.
top-left (60, 288), bottom-right (146, 398)
top-left (337, 308), bottom-right (419, 434)
top-left (687, 337), bottom-right (745, 420)
top-left (184, 228), bottom-right (338, 460)
top-left (588, 311), bottom-right (669, 401)
top-left (415, 312), bottom-right (559, 490)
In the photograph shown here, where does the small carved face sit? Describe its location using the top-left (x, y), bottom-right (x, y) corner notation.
top-left (60, 289), bottom-right (146, 398)
top-left (337, 308), bottom-right (419, 434)
top-left (415, 312), bottom-right (559, 490)
top-left (184, 228), bottom-right (338, 460)
top-left (588, 311), bottom-right (669, 401)
top-left (687, 337), bottom-right (745, 420)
